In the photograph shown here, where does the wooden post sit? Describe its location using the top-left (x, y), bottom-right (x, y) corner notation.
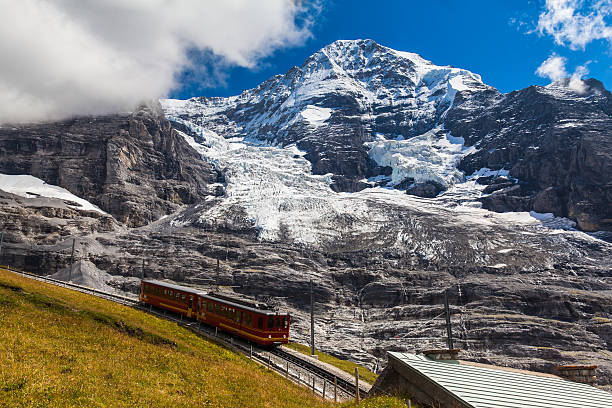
top-left (250, 344), bottom-right (253, 359)
top-left (312, 376), bottom-right (315, 395)
top-left (0, 231), bottom-right (4, 259)
top-left (322, 380), bottom-right (326, 399)
top-left (141, 258), bottom-right (145, 280)
top-left (310, 279), bottom-right (315, 356)
top-left (268, 353), bottom-right (271, 369)
top-left (445, 289), bottom-right (454, 349)
top-left (215, 327), bottom-right (218, 337)
top-left (334, 376), bottom-right (337, 402)
top-left (355, 367), bottom-right (360, 403)
top-left (285, 362), bottom-right (289, 378)
top-left (69, 238), bottom-right (75, 282)
top-left (216, 257), bottom-right (220, 291)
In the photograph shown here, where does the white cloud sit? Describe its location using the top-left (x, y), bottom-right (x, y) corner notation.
top-left (536, 54), bottom-right (568, 81)
top-left (569, 61), bottom-right (591, 93)
top-left (536, 53), bottom-right (591, 93)
top-left (0, 0), bottom-right (317, 124)
top-left (537, 0), bottom-right (612, 50)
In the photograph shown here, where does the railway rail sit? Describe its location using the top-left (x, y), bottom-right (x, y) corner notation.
top-left (0, 265), bottom-right (367, 401)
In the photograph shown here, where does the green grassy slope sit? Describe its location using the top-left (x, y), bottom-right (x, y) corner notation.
top-left (0, 268), bottom-right (410, 407)
top-left (285, 342), bottom-right (379, 385)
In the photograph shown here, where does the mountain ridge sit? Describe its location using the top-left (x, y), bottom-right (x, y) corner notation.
top-left (163, 39), bottom-right (611, 231)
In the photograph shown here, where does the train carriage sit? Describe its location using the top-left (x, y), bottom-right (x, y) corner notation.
top-left (140, 279), bottom-right (202, 318)
top-left (139, 280), bottom-right (290, 346)
top-left (199, 292), bottom-right (290, 346)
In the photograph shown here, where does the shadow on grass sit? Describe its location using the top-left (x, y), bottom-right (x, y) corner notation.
top-left (82, 310), bottom-right (178, 349)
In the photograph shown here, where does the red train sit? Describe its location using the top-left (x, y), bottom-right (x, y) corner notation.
top-left (139, 279), bottom-right (290, 346)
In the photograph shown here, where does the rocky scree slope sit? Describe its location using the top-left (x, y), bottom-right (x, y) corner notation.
top-left (0, 103), bottom-right (223, 227)
top-left (164, 39), bottom-right (611, 232)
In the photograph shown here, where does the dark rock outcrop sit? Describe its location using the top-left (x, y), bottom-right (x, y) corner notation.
top-left (0, 103), bottom-right (222, 226)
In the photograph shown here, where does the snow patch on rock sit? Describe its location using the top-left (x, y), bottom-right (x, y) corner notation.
top-left (0, 174), bottom-right (106, 214)
top-left (469, 167), bottom-right (510, 179)
top-left (300, 105), bottom-right (332, 127)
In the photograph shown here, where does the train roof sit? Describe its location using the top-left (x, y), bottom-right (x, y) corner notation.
top-left (207, 291), bottom-right (272, 310)
top-left (142, 279), bottom-right (205, 296)
top-left (202, 292), bottom-right (289, 316)
top-left (142, 279), bottom-right (289, 316)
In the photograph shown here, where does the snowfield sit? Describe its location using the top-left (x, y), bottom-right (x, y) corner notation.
top-left (0, 174), bottom-right (106, 214)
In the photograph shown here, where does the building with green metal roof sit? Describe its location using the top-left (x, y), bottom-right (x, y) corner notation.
top-left (369, 351), bottom-right (612, 407)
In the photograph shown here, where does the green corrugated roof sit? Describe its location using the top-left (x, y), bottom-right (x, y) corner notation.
top-left (389, 352), bottom-right (612, 408)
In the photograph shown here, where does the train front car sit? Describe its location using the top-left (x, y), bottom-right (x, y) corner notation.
top-left (140, 279), bottom-right (202, 319)
top-left (198, 292), bottom-right (291, 346)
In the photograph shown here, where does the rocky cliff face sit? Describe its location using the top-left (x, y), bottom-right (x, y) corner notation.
top-left (447, 79), bottom-right (612, 232)
top-left (0, 103), bottom-right (223, 227)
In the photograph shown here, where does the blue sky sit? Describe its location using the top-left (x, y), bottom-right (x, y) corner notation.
top-left (170, 0), bottom-right (612, 99)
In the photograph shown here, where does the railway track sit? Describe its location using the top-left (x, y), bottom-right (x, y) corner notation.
top-left (1, 266), bottom-right (365, 401)
top-left (270, 346), bottom-right (368, 399)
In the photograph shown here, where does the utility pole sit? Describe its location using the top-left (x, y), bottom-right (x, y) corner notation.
top-left (216, 257), bottom-right (220, 291)
top-left (355, 367), bottom-right (360, 403)
top-left (141, 258), bottom-right (145, 280)
top-left (68, 238), bottom-right (76, 282)
top-left (444, 289), bottom-right (454, 349)
top-left (310, 279), bottom-right (315, 357)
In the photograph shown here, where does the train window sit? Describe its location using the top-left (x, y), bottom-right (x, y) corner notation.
top-left (181, 294), bottom-right (186, 302)
top-left (268, 317), bottom-right (274, 329)
top-left (275, 318), bottom-right (280, 328)
top-left (188, 296), bottom-right (193, 308)
top-left (258, 317), bottom-right (263, 329)
top-left (282, 318), bottom-right (287, 328)
top-left (208, 303), bottom-right (214, 312)
top-left (164, 289), bottom-right (167, 296)
top-left (236, 311), bottom-right (241, 323)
